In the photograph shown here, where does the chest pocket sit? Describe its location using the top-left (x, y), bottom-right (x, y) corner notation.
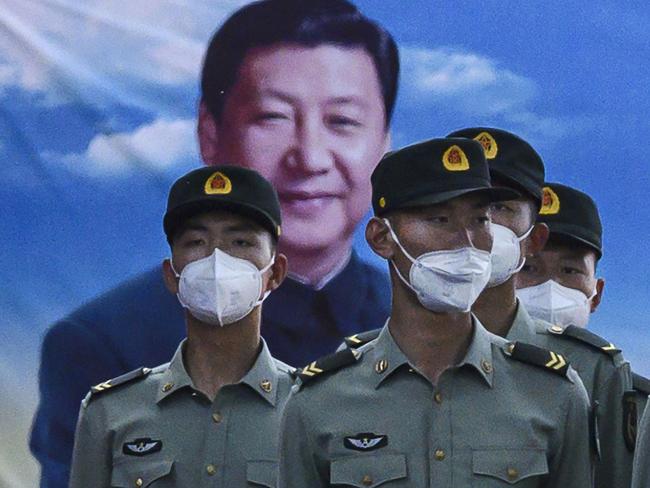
top-left (472, 448), bottom-right (548, 485)
top-left (330, 453), bottom-right (407, 487)
top-left (111, 459), bottom-right (173, 487)
top-left (247, 460), bottom-right (278, 487)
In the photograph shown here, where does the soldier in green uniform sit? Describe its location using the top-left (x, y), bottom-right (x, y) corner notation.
top-left (279, 137), bottom-right (593, 487)
top-left (69, 166), bottom-right (293, 487)
top-left (632, 398), bottom-right (650, 488)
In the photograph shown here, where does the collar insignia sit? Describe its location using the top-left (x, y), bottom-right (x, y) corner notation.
top-left (204, 171), bottom-right (232, 195)
top-left (442, 145), bottom-right (469, 171)
top-left (123, 438), bottom-right (163, 456)
top-left (540, 186), bottom-right (560, 215)
top-left (474, 131), bottom-right (498, 159)
top-left (344, 433), bottom-right (388, 451)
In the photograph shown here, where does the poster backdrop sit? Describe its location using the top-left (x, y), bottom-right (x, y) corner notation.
top-left (2, 1), bottom-right (649, 485)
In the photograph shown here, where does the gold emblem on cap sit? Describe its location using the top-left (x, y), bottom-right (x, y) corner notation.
top-left (540, 186), bottom-right (560, 215)
top-left (379, 197), bottom-right (386, 208)
top-left (204, 171), bottom-right (232, 195)
top-left (474, 131), bottom-right (498, 159)
top-left (442, 145), bottom-right (470, 172)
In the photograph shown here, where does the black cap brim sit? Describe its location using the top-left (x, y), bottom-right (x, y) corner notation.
top-left (164, 199), bottom-right (279, 243)
top-left (398, 185), bottom-right (520, 210)
top-left (546, 223), bottom-right (602, 259)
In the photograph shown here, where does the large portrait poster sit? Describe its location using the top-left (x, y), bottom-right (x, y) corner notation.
top-left (2, 1), bottom-right (649, 485)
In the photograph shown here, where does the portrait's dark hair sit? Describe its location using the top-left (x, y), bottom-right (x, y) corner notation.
top-left (201, 0), bottom-right (399, 126)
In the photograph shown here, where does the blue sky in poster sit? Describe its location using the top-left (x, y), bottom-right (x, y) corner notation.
top-left (2, 0), bottom-right (649, 400)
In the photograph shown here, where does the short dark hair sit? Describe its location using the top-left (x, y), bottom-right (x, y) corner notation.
top-left (201, 0), bottom-right (399, 126)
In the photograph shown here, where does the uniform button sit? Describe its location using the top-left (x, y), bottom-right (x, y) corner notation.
top-left (361, 474), bottom-right (373, 486)
top-left (212, 412), bottom-right (222, 423)
top-left (206, 464), bottom-right (217, 475)
top-left (507, 467), bottom-right (518, 480)
top-left (481, 360), bottom-right (493, 374)
top-left (434, 449), bottom-right (446, 461)
top-left (135, 478), bottom-right (143, 487)
top-left (550, 325), bottom-right (563, 334)
top-left (162, 382), bottom-right (174, 392)
top-left (434, 392), bottom-right (443, 404)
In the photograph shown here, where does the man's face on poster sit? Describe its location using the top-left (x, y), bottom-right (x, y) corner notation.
top-left (199, 43), bottom-right (389, 253)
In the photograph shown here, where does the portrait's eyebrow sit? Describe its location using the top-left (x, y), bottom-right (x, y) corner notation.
top-left (255, 89), bottom-right (297, 104)
top-left (326, 96), bottom-right (368, 108)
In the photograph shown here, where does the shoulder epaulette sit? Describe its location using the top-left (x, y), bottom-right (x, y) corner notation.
top-left (633, 373), bottom-right (650, 395)
top-left (505, 341), bottom-right (571, 378)
top-left (548, 324), bottom-right (621, 357)
top-left (295, 348), bottom-right (361, 386)
top-left (344, 329), bottom-right (381, 348)
top-left (86, 367), bottom-right (151, 404)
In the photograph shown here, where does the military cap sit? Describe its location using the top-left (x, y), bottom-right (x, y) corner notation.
top-left (447, 127), bottom-right (545, 204)
top-left (163, 165), bottom-right (282, 242)
top-left (371, 137), bottom-right (519, 216)
top-left (538, 182), bottom-right (602, 258)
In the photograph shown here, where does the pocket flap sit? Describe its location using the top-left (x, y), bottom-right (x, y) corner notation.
top-left (330, 453), bottom-right (407, 487)
top-left (472, 448), bottom-right (548, 484)
top-left (111, 459), bottom-right (173, 487)
top-left (246, 460), bottom-right (278, 487)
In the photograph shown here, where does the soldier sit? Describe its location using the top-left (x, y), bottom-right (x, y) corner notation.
top-left (69, 166), bottom-right (292, 487)
top-left (632, 398), bottom-right (650, 488)
top-left (279, 137), bottom-right (592, 487)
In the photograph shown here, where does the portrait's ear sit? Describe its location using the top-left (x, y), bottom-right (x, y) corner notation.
top-left (366, 217), bottom-right (395, 260)
top-left (590, 278), bottom-right (605, 313)
top-left (162, 258), bottom-right (179, 295)
top-left (198, 101), bottom-right (219, 166)
top-left (525, 222), bottom-right (549, 256)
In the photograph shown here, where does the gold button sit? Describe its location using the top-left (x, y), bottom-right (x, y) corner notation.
top-left (260, 379), bottom-right (272, 392)
top-left (362, 474), bottom-right (373, 486)
top-left (212, 412), bottom-right (222, 423)
top-left (206, 464), bottom-right (217, 475)
top-left (434, 392), bottom-right (443, 404)
top-left (550, 325), bottom-right (563, 334)
top-left (135, 478), bottom-right (143, 487)
top-left (162, 382), bottom-right (174, 392)
top-left (375, 359), bottom-right (388, 374)
top-left (506, 343), bottom-right (515, 354)
top-left (481, 360), bottom-right (493, 374)
top-left (507, 467), bottom-right (518, 480)
top-left (434, 449), bottom-right (446, 461)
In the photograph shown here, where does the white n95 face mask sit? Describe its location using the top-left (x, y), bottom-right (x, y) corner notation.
top-left (487, 223), bottom-right (534, 288)
top-left (516, 280), bottom-right (596, 329)
top-left (384, 219), bottom-right (492, 313)
top-left (172, 247), bottom-right (274, 326)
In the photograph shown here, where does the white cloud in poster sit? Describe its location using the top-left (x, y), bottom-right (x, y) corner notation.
top-left (53, 118), bottom-right (197, 175)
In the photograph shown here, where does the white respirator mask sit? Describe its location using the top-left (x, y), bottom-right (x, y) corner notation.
top-left (487, 223), bottom-right (534, 288)
top-left (516, 279), bottom-right (596, 329)
top-left (384, 219), bottom-right (492, 313)
top-left (172, 247), bottom-right (274, 326)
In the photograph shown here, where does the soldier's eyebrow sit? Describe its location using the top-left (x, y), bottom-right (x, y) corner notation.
top-left (224, 222), bottom-right (261, 234)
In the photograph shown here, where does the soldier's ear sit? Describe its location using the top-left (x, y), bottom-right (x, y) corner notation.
top-left (266, 253), bottom-right (288, 292)
top-left (198, 101), bottom-right (220, 166)
top-left (162, 258), bottom-right (179, 295)
top-left (366, 217), bottom-right (395, 259)
top-left (590, 278), bottom-right (605, 312)
top-left (525, 222), bottom-right (549, 256)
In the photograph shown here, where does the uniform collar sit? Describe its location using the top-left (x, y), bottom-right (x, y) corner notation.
top-left (156, 338), bottom-right (280, 407)
top-left (505, 299), bottom-right (539, 342)
top-left (372, 315), bottom-right (495, 389)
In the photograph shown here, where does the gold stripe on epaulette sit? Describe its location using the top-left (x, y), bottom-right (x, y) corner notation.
top-left (92, 381), bottom-right (112, 392)
top-left (545, 351), bottom-right (567, 370)
top-left (346, 335), bottom-right (362, 345)
top-left (301, 362), bottom-right (324, 377)
top-left (602, 343), bottom-right (617, 352)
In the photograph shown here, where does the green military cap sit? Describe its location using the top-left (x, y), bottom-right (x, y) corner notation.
top-left (163, 165), bottom-right (282, 242)
top-left (538, 182), bottom-right (603, 258)
top-left (446, 127), bottom-right (545, 205)
top-left (371, 137), bottom-right (519, 216)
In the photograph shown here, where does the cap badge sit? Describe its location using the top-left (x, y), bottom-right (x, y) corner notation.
top-left (474, 132), bottom-right (498, 159)
top-left (442, 145), bottom-right (469, 171)
top-left (540, 186), bottom-right (560, 215)
top-left (379, 197), bottom-right (386, 208)
top-left (204, 171), bottom-right (232, 195)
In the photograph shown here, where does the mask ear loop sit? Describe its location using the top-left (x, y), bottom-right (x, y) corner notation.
top-left (512, 225), bottom-right (535, 275)
top-left (382, 219), bottom-right (422, 296)
top-left (169, 259), bottom-right (180, 278)
top-left (254, 253), bottom-right (277, 306)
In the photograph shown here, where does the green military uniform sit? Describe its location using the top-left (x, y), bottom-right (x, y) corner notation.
top-left (280, 320), bottom-right (592, 487)
top-left (70, 339), bottom-right (293, 487)
top-left (632, 396), bottom-right (650, 488)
